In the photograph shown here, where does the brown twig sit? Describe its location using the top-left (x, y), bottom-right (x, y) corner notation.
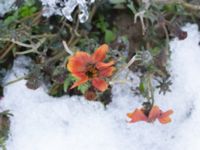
top-left (0, 43), bottom-right (15, 60)
top-left (181, 1), bottom-right (200, 11)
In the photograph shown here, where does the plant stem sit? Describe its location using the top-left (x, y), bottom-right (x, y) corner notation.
top-left (0, 38), bottom-right (32, 48)
top-left (62, 41), bottom-right (74, 55)
top-left (0, 43), bottom-right (15, 60)
top-left (4, 76), bottom-right (28, 87)
top-left (180, 1), bottom-right (200, 11)
top-left (110, 55), bottom-right (139, 83)
top-left (15, 49), bottom-right (40, 55)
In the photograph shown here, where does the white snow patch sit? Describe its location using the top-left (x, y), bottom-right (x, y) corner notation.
top-left (41, 0), bottom-right (95, 23)
top-left (0, 0), bottom-right (15, 17)
top-left (0, 24), bottom-right (200, 150)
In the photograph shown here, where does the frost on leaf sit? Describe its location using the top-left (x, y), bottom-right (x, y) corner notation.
top-left (41, 0), bottom-right (95, 23)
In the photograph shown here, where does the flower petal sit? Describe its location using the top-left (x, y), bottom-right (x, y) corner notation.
top-left (127, 109), bottom-right (147, 123)
top-left (71, 72), bottom-right (86, 79)
top-left (96, 61), bottom-right (115, 70)
top-left (92, 78), bottom-right (108, 92)
top-left (158, 116), bottom-right (172, 124)
top-left (158, 109), bottom-right (173, 124)
top-left (92, 44), bottom-right (109, 62)
top-left (67, 51), bottom-right (92, 75)
top-left (99, 67), bottom-right (115, 77)
top-left (148, 106), bottom-right (161, 122)
top-left (70, 76), bottom-right (88, 89)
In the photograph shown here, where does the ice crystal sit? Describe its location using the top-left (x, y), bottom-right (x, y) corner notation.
top-left (41, 0), bottom-right (95, 23)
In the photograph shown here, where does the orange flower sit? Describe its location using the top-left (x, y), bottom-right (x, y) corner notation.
top-left (67, 44), bottom-right (115, 92)
top-left (127, 105), bottom-right (173, 124)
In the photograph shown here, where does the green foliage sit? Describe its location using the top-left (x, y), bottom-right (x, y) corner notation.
top-left (126, 0), bottom-right (137, 14)
top-left (3, 12), bottom-right (18, 26)
top-left (149, 47), bottom-right (161, 56)
top-left (77, 83), bottom-right (90, 94)
top-left (3, 0), bottom-right (38, 25)
top-left (0, 110), bottom-right (12, 150)
top-left (139, 81), bottom-right (145, 94)
top-left (63, 74), bottom-right (89, 94)
top-left (105, 29), bottom-right (117, 43)
top-left (162, 3), bottom-right (186, 15)
top-left (96, 15), bottom-right (109, 32)
top-left (18, 5), bottom-right (37, 18)
top-left (0, 0), bottom-right (198, 101)
top-left (63, 74), bottom-right (77, 92)
top-left (0, 137), bottom-right (6, 150)
top-left (109, 0), bottom-right (126, 4)
top-left (139, 73), bottom-right (154, 100)
top-left (96, 15), bottom-right (116, 43)
top-left (49, 84), bottom-right (64, 97)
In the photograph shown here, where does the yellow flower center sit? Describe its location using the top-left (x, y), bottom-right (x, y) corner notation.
top-left (86, 64), bottom-right (98, 78)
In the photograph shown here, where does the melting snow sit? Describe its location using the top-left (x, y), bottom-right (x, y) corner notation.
top-left (1, 24), bottom-right (200, 150)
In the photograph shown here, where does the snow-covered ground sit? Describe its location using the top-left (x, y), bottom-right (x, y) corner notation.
top-left (0, 24), bottom-right (200, 150)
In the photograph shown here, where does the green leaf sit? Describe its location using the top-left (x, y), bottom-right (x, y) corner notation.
top-left (63, 74), bottom-right (77, 92)
top-left (127, 0), bottom-right (137, 14)
top-left (96, 15), bottom-right (109, 32)
top-left (149, 47), bottom-right (160, 56)
top-left (139, 82), bottom-right (145, 93)
top-left (63, 78), bottom-right (71, 92)
top-left (105, 29), bottom-right (116, 43)
top-left (109, 0), bottom-right (126, 4)
top-left (3, 13), bottom-right (18, 25)
top-left (144, 11), bottom-right (157, 24)
top-left (19, 6), bottom-right (37, 18)
top-left (77, 83), bottom-right (90, 94)
top-left (63, 74), bottom-right (89, 94)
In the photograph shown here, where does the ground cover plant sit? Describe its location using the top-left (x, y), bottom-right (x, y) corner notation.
top-left (0, 0), bottom-right (200, 149)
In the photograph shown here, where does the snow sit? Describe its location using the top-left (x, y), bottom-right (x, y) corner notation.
top-left (0, 0), bottom-right (94, 23)
top-left (41, 0), bottom-right (95, 23)
top-left (0, 0), bottom-right (15, 17)
top-left (0, 24), bottom-right (200, 150)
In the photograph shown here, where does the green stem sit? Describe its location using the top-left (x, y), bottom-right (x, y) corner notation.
top-left (148, 74), bottom-right (155, 108)
top-left (15, 49), bottom-right (39, 55)
top-left (4, 76), bottom-right (28, 87)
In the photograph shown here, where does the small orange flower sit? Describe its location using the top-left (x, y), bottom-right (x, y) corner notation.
top-left (127, 105), bottom-right (173, 124)
top-left (67, 44), bottom-right (115, 92)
